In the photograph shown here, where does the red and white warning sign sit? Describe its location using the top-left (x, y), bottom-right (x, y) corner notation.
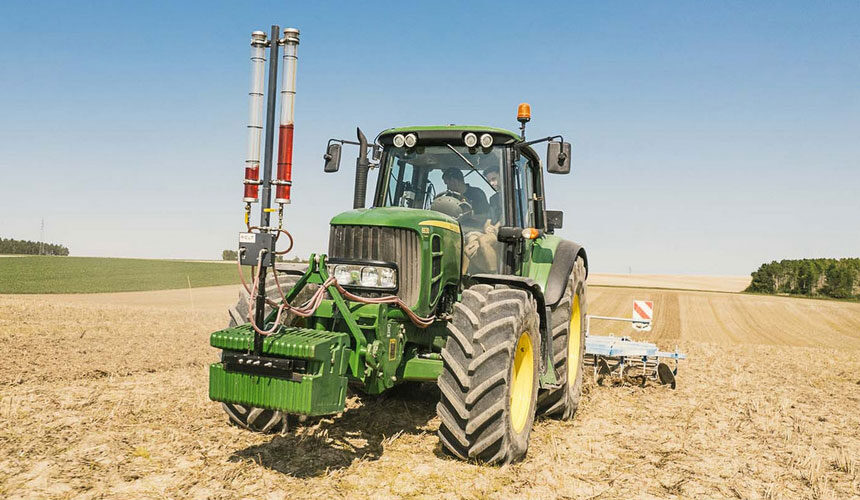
top-left (632, 300), bottom-right (653, 331)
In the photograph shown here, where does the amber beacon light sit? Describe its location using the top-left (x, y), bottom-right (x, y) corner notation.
top-left (517, 102), bottom-right (531, 139)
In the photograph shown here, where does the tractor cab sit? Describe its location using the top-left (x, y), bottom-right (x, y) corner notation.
top-left (324, 122), bottom-right (571, 278)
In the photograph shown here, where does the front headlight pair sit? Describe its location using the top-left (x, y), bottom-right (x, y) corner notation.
top-left (327, 263), bottom-right (397, 290)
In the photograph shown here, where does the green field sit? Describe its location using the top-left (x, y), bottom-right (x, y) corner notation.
top-left (0, 256), bottom-right (246, 294)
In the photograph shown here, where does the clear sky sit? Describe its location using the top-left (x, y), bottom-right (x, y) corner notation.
top-left (1, 1), bottom-right (858, 275)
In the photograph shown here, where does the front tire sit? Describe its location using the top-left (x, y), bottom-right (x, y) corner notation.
top-left (436, 284), bottom-right (541, 464)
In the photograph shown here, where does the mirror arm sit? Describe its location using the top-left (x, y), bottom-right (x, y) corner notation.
top-left (516, 134), bottom-right (564, 148)
top-left (329, 138), bottom-right (361, 147)
top-left (327, 138), bottom-right (381, 168)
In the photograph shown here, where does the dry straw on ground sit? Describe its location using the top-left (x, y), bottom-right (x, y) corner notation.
top-left (1, 279), bottom-right (859, 499)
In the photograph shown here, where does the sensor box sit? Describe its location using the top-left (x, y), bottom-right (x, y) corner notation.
top-left (238, 232), bottom-right (274, 267)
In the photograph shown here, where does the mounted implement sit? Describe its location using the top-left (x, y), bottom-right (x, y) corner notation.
top-left (209, 25), bottom-right (587, 464)
top-left (584, 301), bottom-right (687, 388)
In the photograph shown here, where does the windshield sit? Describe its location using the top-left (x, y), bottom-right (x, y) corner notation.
top-left (380, 145), bottom-right (504, 229)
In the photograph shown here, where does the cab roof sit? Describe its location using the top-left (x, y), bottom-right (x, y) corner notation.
top-left (378, 125), bottom-right (522, 146)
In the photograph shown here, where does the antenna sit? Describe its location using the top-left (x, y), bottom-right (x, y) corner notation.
top-left (39, 218), bottom-right (45, 256)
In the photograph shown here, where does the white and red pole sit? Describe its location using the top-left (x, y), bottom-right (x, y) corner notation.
top-left (274, 28), bottom-right (299, 205)
top-left (243, 31), bottom-right (267, 203)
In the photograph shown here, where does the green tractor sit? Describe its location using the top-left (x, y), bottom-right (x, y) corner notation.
top-left (210, 110), bottom-right (588, 464)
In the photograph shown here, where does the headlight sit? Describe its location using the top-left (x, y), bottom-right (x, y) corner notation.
top-left (327, 262), bottom-right (397, 290)
top-left (480, 133), bottom-right (493, 148)
top-left (360, 267), bottom-right (379, 287)
top-left (379, 267), bottom-right (396, 288)
top-left (464, 132), bottom-right (478, 148)
top-left (393, 134), bottom-right (405, 147)
top-left (404, 133), bottom-right (417, 148)
top-left (333, 265), bottom-right (352, 285)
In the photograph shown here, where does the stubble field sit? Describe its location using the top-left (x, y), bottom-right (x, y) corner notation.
top-left (1, 277), bottom-right (859, 499)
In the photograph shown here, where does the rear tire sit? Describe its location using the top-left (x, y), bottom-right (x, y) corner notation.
top-left (222, 265), bottom-right (315, 433)
top-left (436, 284), bottom-right (541, 464)
top-left (537, 256), bottom-right (587, 419)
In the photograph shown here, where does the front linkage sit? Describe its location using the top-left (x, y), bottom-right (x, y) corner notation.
top-left (210, 254), bottom-right (444, 416)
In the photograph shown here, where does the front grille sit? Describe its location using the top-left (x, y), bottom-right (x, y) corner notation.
top-left (328, 225), bottom-right (422, 307)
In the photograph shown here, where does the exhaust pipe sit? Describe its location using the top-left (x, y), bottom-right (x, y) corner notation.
top-left (243, 31), bottom-right (268, 203)
top-left (275, 28), bottom-right (300, 204)
top-left (353, 128), bottom-right (369, 209)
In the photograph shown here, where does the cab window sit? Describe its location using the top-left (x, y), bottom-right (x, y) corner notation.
top-left (513, 154), bottom-right (536, 228)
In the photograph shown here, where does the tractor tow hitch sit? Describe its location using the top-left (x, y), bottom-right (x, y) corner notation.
top-left (221, 351), bottom-right (306, 382)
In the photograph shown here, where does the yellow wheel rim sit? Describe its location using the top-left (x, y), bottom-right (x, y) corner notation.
top-left (510, 331), bottom-right (535, 434)
top-left (568, 294), bottom-right (582, 386)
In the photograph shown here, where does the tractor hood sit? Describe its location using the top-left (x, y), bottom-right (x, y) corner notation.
top-left (330, 207), bottom-right (461, 235)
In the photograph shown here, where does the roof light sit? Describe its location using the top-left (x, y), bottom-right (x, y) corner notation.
top-left (464, 133), bottom-right (478, 148)
top-left (517, 103), bottom-right (531, 123)
top-left (404, 133), bottom-right (417, 148)
top-left (393, 134), bottom-right (405, 148)
top-left (480, 133), bottom-right (493, 148)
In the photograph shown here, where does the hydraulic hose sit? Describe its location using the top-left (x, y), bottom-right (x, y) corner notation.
top-left (239, 251), bottom-right (436, 335)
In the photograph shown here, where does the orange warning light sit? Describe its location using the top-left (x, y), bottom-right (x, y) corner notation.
top-left (522, 227), bottom-right (540, 240)
top-left (517, 103), bottom-right (531, 123)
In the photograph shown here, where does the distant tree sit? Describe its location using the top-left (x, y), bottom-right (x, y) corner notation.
top-left (222, 249), bottom-right (238, 261)
top-left (0, 237), bottom-right (69, 256)
top-left (823, 261), bottom-right (858, 299)
top-left (746, 258), bottom-right (859, 299)
top-left (748, 261), bottom-right (777, 293)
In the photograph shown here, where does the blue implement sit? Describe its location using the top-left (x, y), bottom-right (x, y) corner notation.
top-left (584, 304), bottom-right (687, 388)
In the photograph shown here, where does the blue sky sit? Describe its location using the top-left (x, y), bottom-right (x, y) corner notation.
top-left (1, 1), bottom-right (858, 275)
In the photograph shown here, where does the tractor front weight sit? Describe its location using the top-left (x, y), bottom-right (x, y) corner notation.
top-left (209, 254), bottom-right (425, 416)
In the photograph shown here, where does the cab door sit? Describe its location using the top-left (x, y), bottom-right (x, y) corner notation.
top-left (510, 151), bottom-right (538, 275)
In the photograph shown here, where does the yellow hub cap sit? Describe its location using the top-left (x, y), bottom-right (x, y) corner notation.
top-left (510, 331), bottom-right (535, 434)
top-left (568, 294), bottom-right (582, 386)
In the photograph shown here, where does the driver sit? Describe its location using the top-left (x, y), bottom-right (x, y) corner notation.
top-left (441, 168), bottom-right (489, 220)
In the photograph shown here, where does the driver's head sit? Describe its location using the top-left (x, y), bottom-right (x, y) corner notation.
top-left (442, 168), bottom-right (466, 194)
top-left (483, 166), bottom-right (500, 191)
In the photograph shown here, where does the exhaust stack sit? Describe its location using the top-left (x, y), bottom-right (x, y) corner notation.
top-left (275, 28), bottom-right (300, 204)
top-left (243, 31), bottom-right (268, 203)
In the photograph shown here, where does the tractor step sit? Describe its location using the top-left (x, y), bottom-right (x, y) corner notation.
top-left (209, 325), bottom-right (352, 416)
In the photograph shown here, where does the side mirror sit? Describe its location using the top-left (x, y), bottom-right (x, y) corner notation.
top-left (546, 210), bottom-right (563, 233)
top-left (372, 144), bottom-right (381, 162)
top-left (323, 142), bottom-right (342, 172)
top-left (546, 141), bottom-right (571, 174)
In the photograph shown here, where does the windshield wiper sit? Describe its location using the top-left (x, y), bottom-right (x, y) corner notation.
top-left (444, 143), bottom-right (496, 192)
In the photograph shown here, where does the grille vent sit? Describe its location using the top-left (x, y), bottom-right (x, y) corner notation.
top-left (328, 225), bottom-right (422, 307)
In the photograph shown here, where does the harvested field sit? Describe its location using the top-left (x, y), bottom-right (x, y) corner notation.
top-left (1, 282), bottom-right (859, 499)
top-left (589, 273), bottom-right (751, 293)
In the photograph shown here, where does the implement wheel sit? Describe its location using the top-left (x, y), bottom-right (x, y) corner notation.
top-left (537, 256), bottom-right (587, 419)
top-left (436, 284), bottom-right (540, 464)
top-left (222, 265), bottom-right (316, 433)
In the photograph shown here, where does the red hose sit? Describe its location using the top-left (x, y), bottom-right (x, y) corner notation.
top-left (238, 249), bottom-right (436, 334)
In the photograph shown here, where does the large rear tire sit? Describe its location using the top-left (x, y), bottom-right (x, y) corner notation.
top-left (436, 284), bottom-right (541, 464)
top-left (221, 265), bottom-right (315, 433)
top-left (537, 256), bottom-right (587, 419)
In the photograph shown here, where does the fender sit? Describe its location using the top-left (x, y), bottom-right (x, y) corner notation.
top-left (543, 240), bottom-right (588, 307)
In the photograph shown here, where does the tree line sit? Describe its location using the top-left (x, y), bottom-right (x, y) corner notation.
top-left (0, 237), bottom-right (69, 256)
top-left (746, 258), bottom-right (860, 299)
top-left (222, 249), bottom-right (304, 263)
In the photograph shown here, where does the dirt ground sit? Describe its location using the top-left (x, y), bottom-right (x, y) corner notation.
top-left (588, 273), bottom-right (751, 293)
top-left (1, 281), bottom-right (859, 499)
